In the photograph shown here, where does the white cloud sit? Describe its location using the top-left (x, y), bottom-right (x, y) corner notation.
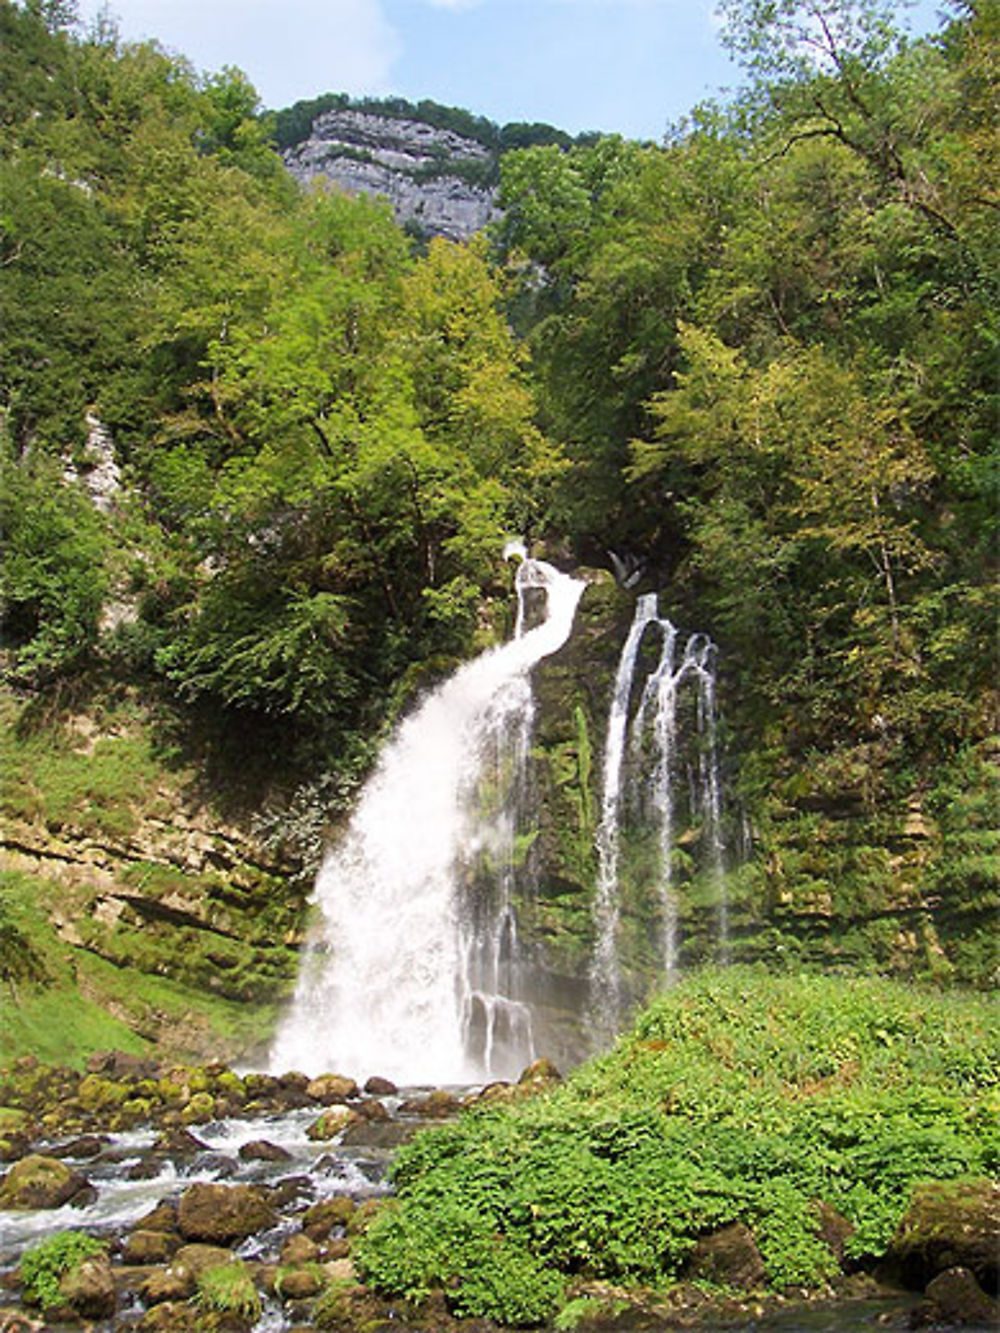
top-left (81, 0), bottom-right (403, 104)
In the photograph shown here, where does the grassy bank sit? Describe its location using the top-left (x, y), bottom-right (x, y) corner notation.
top-left (0, 684), bottom-right (298, 1068)
top-left (0, 867), bottom-right (285, 1068)
top-left (355, 968), bottom-right (999, 1326)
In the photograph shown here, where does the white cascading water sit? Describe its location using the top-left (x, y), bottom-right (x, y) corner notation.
top-left (590, 594), bottom-right (725, 1025)
top-left (590, 593), bottom-right (660, 1022)
top-left (269, 555), bottom-right (585, 1084)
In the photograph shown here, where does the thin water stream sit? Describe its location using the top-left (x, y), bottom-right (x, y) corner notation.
top-left (590, 594), bottom-right (726, 1033)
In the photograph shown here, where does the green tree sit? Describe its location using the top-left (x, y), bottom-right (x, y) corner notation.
top-left (0, 447), bottom-right (109, 683)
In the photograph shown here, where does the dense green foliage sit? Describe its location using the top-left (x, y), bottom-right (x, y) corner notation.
top-left (0, 0), bottom-right (561, 792)
top-left (356, 969), bottom-right (999, 1324)
top-left (493, 0), bottom-right (997, 978)
top-left (20, 1231), bottom-right (104, 1310)
top-left (1, 0), bottom-right (996, 988)
top-left (272, 89), bottom-right (586, 155)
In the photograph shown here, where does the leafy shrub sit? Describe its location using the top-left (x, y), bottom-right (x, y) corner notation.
top-left (358, 1198), bottom-right (563, 1326)
top-left (20, 1231), bottom-right (104, 1309)
top-left (354, 969), bottom-right (1000, 1314)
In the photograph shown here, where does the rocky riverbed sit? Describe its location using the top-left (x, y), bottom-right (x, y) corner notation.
top-left (0, 1053), bottom-right (996, 1333)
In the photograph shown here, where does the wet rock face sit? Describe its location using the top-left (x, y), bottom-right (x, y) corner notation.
top-left (887, 1179), bottom-right (1000, 1294)
top-left (282, 108), bottom-right (499, 242)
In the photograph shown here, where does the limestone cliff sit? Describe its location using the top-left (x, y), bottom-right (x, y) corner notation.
top-left (282, 108), bottom-right (499, 242)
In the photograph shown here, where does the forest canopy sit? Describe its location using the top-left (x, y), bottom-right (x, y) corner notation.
top-left (1, 0), bottom-right (996, 892)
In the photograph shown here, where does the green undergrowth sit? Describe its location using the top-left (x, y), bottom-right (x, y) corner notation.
top-left (0, 689), bottom-right (181, 840)
top-left (0, 869), bottom-right (282, 1067)
top-left (20, 1231), bottom-right (105, 1310)
top-left (356, 968), bottom-right (1000, 1327)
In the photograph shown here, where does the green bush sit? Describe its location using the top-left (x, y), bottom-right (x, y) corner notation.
top-left (195, 1261), bottom-right (261, 1321)
top-left (20, 1231), bottom-right (104, 1310)
top-left (354, 969), bottom-right (1000, 1316)
top-left (358, 1198), bottom-right (564, 1326)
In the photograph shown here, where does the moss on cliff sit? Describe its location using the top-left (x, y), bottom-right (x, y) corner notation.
top-left (520, 576), bottom-right (998, 1006)
top-left (0, 685), bottom-right (303, 1065)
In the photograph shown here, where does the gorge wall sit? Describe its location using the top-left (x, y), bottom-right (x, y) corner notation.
top-left (282, 108), bottom-right (499, 242)
top-left (0, 689), bottom-right (307, 1065)
top-left (519, 575), bottom-right (997, 1027)
top-left (2, 563), bottom-right (994, 1072)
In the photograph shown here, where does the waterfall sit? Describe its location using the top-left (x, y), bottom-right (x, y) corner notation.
top-left (269, 557), bottom-right (584, 1084)
top-left (590, 594), bottom-right (725, 1023)
top-left (590, 593), bottom-right (659, 1028)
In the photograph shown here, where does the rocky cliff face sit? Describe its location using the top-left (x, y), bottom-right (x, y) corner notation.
top-left (518, 576), bottom-right (997, 1014)
top-left (0, 688), bottom-right (306, 1064)
top-left (282, 109), bottom-right (499, 242)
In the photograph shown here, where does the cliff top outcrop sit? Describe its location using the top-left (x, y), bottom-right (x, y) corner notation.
top-left (276, 94), bottom-right (588, 242)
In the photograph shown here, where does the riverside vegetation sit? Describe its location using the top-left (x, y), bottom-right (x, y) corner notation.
top-left (0, 970), bottom-right (997, 1330)
top-left (0, 0), bottom-right (998, 1327)
top-left (1, 0), bottom-right (995, 1011)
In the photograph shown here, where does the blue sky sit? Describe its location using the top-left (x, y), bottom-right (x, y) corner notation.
top-left (76, 0), bottom-right (950, 142)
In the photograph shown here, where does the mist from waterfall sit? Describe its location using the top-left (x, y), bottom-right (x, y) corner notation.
top-left (268, 556), bottom-right (584, 1084)
top-left (590, 594), bottom-right (726, 1031)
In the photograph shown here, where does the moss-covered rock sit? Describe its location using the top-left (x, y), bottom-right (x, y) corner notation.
top-left (886, 1179), bottom-right (1000, 1293)
top-left (306, 1105), bottom-right (360, 1141)
top-left (58, 1248), bottom-right (116, 1319)
top-left (302, 1194), bottom-right (356, 1240)
top-left (306, 1073), bottom-right (358, 1104)
top-left (181, 1090), bottom-right (217, 1124)
top-left (177, 1183), bottom-right (276, 1244)
top-left (917, 1267), bottom-right (999, 1326)
top-left (121, 1229), bottom-right (182, 1265)
top-left (77, 1072), bottom-right (130, 1113)
top-left (0, 1153), bottom-right (92, 1209)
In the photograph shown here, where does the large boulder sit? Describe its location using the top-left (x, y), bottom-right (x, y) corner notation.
top-left (0, 1155), bottom-right (92, 1209)
top-left (886, 1179), bottom-right (1000, 1293)
top-left (913, 1267), bottom-right (1000, 1327)
top-left (306, 1073), bottom-right (358, 1104)
top-left (176, 1182), bottom-right (275, 1243)
top-left (686, 1222), bottom-right (766, 1290)
top-left (59, 1249), bottom-right (116, 1319)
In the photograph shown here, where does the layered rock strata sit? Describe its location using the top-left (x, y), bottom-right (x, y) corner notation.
top-left (282, 108), bottom-right (498, 241)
